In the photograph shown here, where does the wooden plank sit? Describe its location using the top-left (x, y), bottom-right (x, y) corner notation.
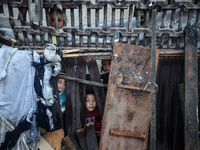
top-left (76, 128), bottom-right (87, 150)
top-left (64, 57), bottom-right (86, 137)
top-left (174, 0), bottom-right (192, 2)
top-left (85, 122), bottom-right (99, 150)
top-left (79, 5), bottom-right (83, 47)
top-left (65, 58), bottom-right (76, 136)
top-left (42, 129), bottom-right (64, 150)
top-left (103, 4), bottom-right (107, 47)
top-left (62, 134), bottom-right (81, 150)
top-left (150, 9), bottom-right (157, 150)
top-left (184, 26), bottom-right (199, 150)
top-left (75, 57), bottom-right (86, 133)
top-left (57, 75), bottom-right (107, 88)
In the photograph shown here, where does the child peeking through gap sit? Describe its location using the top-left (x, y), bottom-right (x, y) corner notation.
top-left (57, 73), bottom-right (66, 115)
top-left (101, 59), bottom-right (111, 94)
top-left (85, 86), bottom-right (102, 131)
top-left (50, 8), bottom-right (64, 30)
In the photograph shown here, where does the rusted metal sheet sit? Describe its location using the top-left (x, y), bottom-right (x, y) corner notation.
top-left (100, 43), bottom-right (159, 150)
top-left (184, 26), bottom-right (199, 150)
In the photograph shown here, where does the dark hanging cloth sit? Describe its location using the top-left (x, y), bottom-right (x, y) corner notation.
top-left (32, 58), bottom-right (46, 98)
top-left (32, 58), bottom-right (53, 131)
top-left (0, 119), bottom-right (31, 150)
top-left (101, 73), bottom-right (109, 95)
top-left (36, 101), bottom-right (52, 132)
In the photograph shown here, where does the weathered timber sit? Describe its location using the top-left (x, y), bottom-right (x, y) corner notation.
top-left (64, 57), bottom-right (86, 137)
top-left (42, 129), bottom-right (64, 150)
top-left (76, 128), bottom-right (87, 150)
top-left (63, 52), bottom-right (112, 58)
top-left (57, 75), bottom-right (107, 88)
top-left (150, 8), bottom-right (157, 150)
top-left (85, 122), bottom-right (99, 150)
top-left (65, 58), bottom-right (76, 136)
top-left (74, 57), bottom-right (86, 134)
top-left (184, 26), bottom-right (199, 150)
top-left (62, 134), bottom-right (81, 150)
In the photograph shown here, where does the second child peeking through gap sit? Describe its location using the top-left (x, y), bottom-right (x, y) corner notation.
top-left (85, 87), bottom-right (102, 131)
top-left (57, 75), bottom-right (66, 115)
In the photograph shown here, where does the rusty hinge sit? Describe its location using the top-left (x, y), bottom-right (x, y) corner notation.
top-left (112, 53), bottom-right (119, 60)
top-left (109, 129), bottom-right (146, 139)
top-left (116, 84), bottom-right (151, 92)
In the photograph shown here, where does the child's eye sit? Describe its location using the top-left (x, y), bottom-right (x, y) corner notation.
top-left (51, 19), bottom-right (55, 22)
top-left (93, 99), bottom-right (96, 101)
top-left (86, 99), bottom-right (90, 102)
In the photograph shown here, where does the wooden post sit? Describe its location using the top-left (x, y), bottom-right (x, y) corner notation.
top-left (64, 57), bottom-right (86, 137)
top-left (150, 8), bottom-right (157, 150)
top-left (85, 123), bottom-right (99, 150)
top-left (184, 26), bottom-right (199, 150)
top-left (76, 128), bottom-right (87, 150)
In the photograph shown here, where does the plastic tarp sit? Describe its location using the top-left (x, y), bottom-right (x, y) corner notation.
top-left (0, 45), bottom-right (38, 127)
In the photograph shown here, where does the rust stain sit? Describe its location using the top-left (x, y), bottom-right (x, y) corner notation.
top-left (100, 43), bottom-right (160, 150)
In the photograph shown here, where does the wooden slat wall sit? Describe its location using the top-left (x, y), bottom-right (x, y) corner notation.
top-left (1, 0), bottom-right (199, 52)
top-left (64, 57), bottom-right (86, 136)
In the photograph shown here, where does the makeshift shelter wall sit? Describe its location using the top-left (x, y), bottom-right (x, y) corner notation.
top-left (156, 58), bottom-right (200, 150)
top-left (0, 0), bottom-right (200, 53)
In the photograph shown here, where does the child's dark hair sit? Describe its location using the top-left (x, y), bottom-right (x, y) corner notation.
top-left (86, 85), bottom-right (94, 95)
top-left (49, 9), bottom-right (63, 16)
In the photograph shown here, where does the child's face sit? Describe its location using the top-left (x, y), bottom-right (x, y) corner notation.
top-left (85, 94), bottom-right (96, 112)
top-left (50, 13), bottom-right (63, 29)
top-left (102, 60), bottom-right (111, 74)
top-left (57, 78), bottom-right (65, 92)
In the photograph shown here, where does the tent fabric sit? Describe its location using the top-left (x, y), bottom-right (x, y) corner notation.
top-left (0, 45), bottom-right (17, 80)
top-left (0, 46), bottom-right (38, 127)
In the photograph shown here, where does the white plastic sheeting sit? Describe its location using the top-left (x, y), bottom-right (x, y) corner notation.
top-left (0, 45), bottom-right (17, 80)
top-left (0, 45), bottom-right (39, 127)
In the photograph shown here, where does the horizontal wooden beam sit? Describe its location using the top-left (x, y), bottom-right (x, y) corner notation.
top-left (57, 75), bottom-right (107, 88)
top-left (35, 49), bottom-right (200, 59)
